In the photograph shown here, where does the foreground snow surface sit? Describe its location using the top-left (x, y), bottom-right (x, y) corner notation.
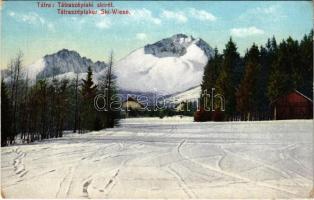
top-left (1, 118), bottom-right (313, 198)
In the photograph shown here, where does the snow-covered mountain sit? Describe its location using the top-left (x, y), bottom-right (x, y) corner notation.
top-left (3, 34), bottom-right (213, 97)
top-left (114, 34), bottom-right (213, 95)
top-left (18, 49), bottom-right (107, 80)
top-left (165, 85), bottom-right (201, 103)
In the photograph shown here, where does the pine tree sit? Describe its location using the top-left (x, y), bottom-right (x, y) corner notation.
top-left (256, 38), bottom-right (276, 112)
top-left (9, 52), bottom-right (23, 143)
top-left (236, 44), bottom-right (260, 120)
top-left (47, 79), bottom-right (57, 138)
top-left (38, 80), bottom-right (48, 139)
top-left (81, 66), bottom-right (97, 131)
top-left (73, 73), bottom-right (80, 133)
top-left (267, 38), bottom-right (296, 102)
top-left (298, 30), bottom-right (313, 97)
top-left (201, 47), bottom-right (222, 110)
top-left (215, 38), bottom-right (241, 117)
top-left (271, 36), bottom-right (278, 52)
top-left (286, 37), bottom-right (301, 89)
top-left (98, 51), bottom-right (120, 128)
top-left (1, 80), bottom-right (13, 146)
top-left (55, 79), bottom-right (69, 137)
top-left (19, 77), bottom-right (30, 142)
top-left (27, 80), bottom-right (46, 141)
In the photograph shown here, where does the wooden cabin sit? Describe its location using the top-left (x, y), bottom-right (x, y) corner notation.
top-left (122, 97), bottom-right (144, 117)
top-left (175, 101), bottom-right (187, 112)
top-left (271, 90), bottom-right (313, 120)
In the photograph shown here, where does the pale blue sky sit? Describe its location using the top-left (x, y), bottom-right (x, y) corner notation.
top-left (0, 1), bottom-right (312, 68)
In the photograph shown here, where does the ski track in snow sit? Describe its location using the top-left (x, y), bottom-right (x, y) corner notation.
top-left (13, 148), bottom-right (28, 178)
top-left (1, 117), bottom-right (313, 198)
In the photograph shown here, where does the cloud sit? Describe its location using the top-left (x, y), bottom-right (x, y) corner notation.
top-left (47, 23), bottom-right (55, 32)
top-left (70, 17), bottom-right (86, 25)
top-left (161, 10), bottom-right (187, 23)
top-left (70, 16), bottom-right (110, 30)
top-left (158, 8), bottom-right (216, 24)
top-left (95, 18), bottom-right (111, 29)
top-left (136, 33), bottom-right (148, 40)
top-left (68, 17), bottom-right (88, 31)
top-left (9, 11), bottom-right (45, 25)
top-left (230, 26), bottom-right (265, 37)
top-left (239, 5), bottom-right (287, 22)
top-left (8, 11), bottom-right (55, 31)
top-left (189, 8), bottom-right (216, 22)
top-left (130, 8), bottom-right (161, 25)
top-left (8, 11), bottom-right (15, 17)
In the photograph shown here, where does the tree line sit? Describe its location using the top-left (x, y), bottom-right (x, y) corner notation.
top-left (199, 30), bottom-right (313, 121)
top-left (1, 52), bottom-right (119, 146)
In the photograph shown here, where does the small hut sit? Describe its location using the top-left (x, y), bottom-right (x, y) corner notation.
top-left (122, 97), bottom-right (144, 117)
top-left (271, 90), bottom-right (313, 120)
top-left (175, 101), bottom-right (187, 112)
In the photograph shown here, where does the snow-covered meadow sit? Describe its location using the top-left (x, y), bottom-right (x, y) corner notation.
top-left (1, 117), bottom-right (313, 198)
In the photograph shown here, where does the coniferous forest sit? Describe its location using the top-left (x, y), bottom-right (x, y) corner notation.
top-left (198, 31), bottom-right (313, 121)
top-left (1, 52), bottom-right (119, 146)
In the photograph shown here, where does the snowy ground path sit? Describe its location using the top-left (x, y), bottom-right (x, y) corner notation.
top-left (1, 117), bottom-right (313, 198)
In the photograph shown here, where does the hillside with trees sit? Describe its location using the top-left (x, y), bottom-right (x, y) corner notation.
top-left (198, 31), bottom-right (313, 121)
top-left (1, 52), bottom-right (120, 146)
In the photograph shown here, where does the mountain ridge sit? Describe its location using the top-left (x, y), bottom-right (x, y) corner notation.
top-left (37, 49), bottom-right (107, 79)
top-left (144, 33), bottom-right (213, 59)
top-left (3, 34), bottom-right (213, 96)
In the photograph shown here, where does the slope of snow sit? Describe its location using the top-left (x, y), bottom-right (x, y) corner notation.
top-left (1, 119), bottom-right (313, 198)
top-left (45, 72), bottom-right (87, 82)
top-left (166, 86), bottom-right (201, 103)
top-left (114, 43), bottom-right (208, 95)
top-left (24, 58), bottom-right (46, 80)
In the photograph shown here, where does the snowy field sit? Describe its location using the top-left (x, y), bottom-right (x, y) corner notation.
top-left (1, 117), bottom-right (313, 198)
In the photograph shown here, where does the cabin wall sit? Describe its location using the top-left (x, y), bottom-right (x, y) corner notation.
top-left (273, 92), bottom-right (313, 120)
top-left (122, 101), bottom-right (143, 110)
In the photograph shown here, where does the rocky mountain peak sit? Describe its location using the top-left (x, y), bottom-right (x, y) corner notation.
top-left (144, 33), bottom-right (213, 59)
top-left (37, 49), bottom-right (107, 79)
